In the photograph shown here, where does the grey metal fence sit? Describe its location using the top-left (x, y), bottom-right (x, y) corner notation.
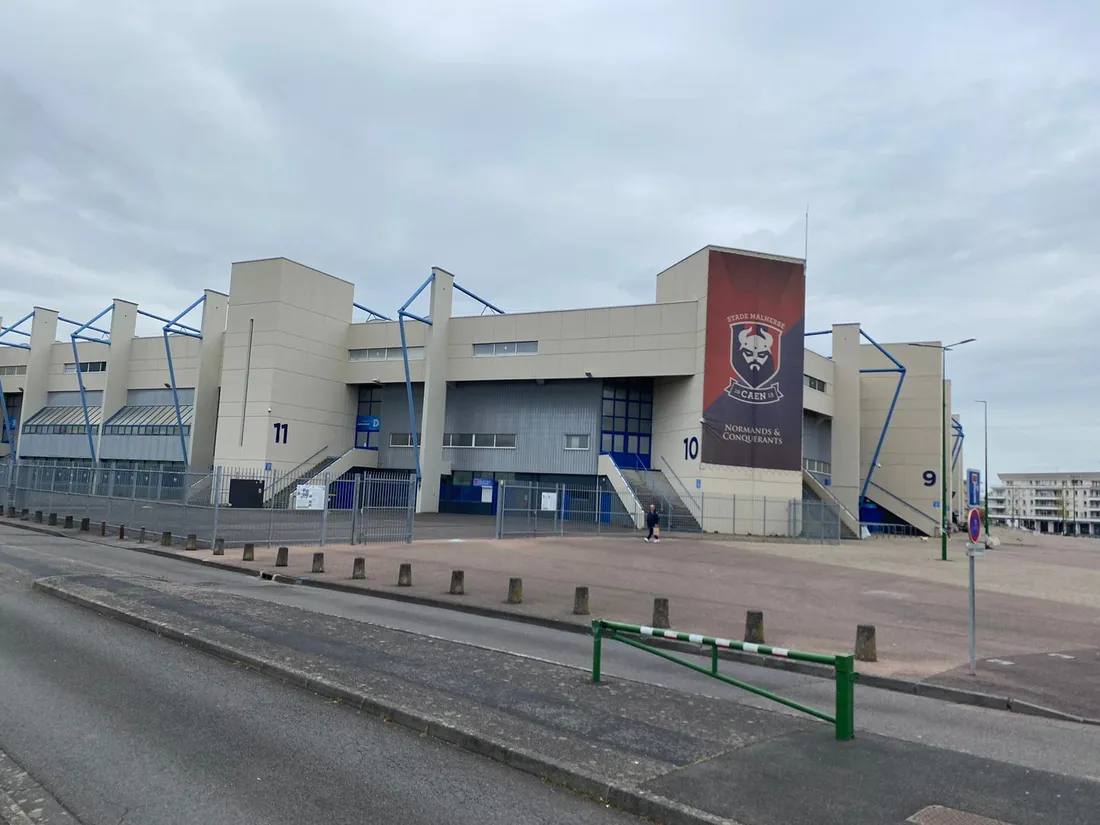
top-left (0, 460), bottom-right (415, 548)
top-left (494, 479), bottom-right (843, 544)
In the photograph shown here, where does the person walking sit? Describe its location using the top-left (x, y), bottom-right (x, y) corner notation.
top-left (645, 503), bottom-right (661, 543)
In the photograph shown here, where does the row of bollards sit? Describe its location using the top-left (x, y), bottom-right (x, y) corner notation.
top-left (19, 510), bottom-right (880, 662)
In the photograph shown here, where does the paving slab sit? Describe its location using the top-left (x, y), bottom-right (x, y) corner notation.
top-left (32, 572), bottom-right (1100, 825)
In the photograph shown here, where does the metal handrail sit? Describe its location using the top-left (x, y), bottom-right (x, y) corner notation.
top-left (864, 480), bottom-right (939, 528)
top-left (604, 454), bottom-right (645, 520)
top-left (658, 456), bottom-right (701, 509)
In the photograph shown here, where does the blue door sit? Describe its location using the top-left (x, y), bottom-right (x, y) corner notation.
top-left (599, 379), bottom-right (653, 470)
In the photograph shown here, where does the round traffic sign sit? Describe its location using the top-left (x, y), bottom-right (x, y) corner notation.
top-left (968, 508), bottom-right (982, 544)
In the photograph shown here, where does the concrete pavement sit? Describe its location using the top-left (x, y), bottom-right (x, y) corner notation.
top-left (32, 569), bottom-right (1100, 825)
top-left (0, 557), bottom-right (639, 824)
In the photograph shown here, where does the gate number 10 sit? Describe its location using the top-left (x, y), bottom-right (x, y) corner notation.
top-left (683, 436), bottom-right (699, 460)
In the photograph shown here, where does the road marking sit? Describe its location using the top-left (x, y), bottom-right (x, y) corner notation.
top-left (986, 659), bottom-right (1015, 666)
top-left (1048, 653), bottom-right (1076, 660)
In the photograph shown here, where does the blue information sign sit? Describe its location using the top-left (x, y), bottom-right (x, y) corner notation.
top-left (967, 468), bottom-right (981, 508)
top-left (356, 415), bottom-right (380, 433)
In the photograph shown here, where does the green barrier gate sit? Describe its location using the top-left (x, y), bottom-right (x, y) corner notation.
top-left (591, 619), bottom-right (855, 741)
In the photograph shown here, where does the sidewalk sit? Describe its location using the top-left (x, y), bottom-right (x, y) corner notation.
top-left (34, 571), bottom-right (1100, 825)
top-left (9, 513), bottom-right (1100, 717)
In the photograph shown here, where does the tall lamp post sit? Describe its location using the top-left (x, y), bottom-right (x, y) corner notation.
top-left (975, 399), bottom-right (989, 538)
top-left (914, 338), bottom-right (976, 561)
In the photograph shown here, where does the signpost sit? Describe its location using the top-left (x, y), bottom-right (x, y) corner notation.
top-left (967, 506), bottom-right (984, 675)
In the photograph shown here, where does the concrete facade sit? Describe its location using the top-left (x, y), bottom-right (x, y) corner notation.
top-left (0, 245), bottom-right (966, 537)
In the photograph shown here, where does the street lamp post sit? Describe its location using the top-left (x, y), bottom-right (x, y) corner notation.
top-left (915, 338), bottom-right (975, 561)
top-left (976, 399), bottom-right (989, 537)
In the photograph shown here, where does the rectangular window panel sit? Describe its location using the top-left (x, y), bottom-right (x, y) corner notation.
top-left (406, 347), bottom-right (424, 360)
top-left (564, 434), bottom-right (590, 450)
top-left (614, 416), bottom-right (626, 432)
top-left (613, 434), bottom-right (624, 452)
top-left (627, 418), bottom-right (640, 434)
top-left (601, 415), bottom-right (614, 431)
top-left (601, 433), bottom-right (613, 452)
top-left (495, 341), bottom-right (517, 356)
top-left (627, 402), bottom-right (639, 418)
top-left (615, 387), bottom-right (627, 400)
top-left (627, 435), bottom-right (638, 454)
top-left (495, 433), bottom-right (516, 448)
top-left (516, 340), bottom-right (538, 354)
top-left (448, 433), bottom-right (474, 448)
top-left (614, 400), bottom-right (626, 417)
top-left (640, 403), bottom-right (652, 419)
top-left (602, 400), bottom-right (614, 415)
top-left (473, 433), bottom-right (495, 448)
top-left (390, 433), bottom-right (411, 447)
top-left (639, 418), bottom-right (652, 435)
top-left (367, 348), bottom-right (387, 361)
top-left (639, 436), bottom-right (650, 454)
top-left (472, 343), bottom-right (495, 357)
top-left (628, 389), bottom-right (640, 402)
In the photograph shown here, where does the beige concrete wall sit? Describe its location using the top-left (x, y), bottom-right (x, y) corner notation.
top-left (99, 300), bottom-right (137, 423)
top-left (129, 335), bottom-right (201, 389)
top-left (829, 323), bottom-right (861, 516)
top-left (415, 268), bottom-right (455, 513)
top-left (803, 349), bottom-right (834, 417)
top-left (655, 247), bottom-right (710, 303)
top-left (214, 258), bottom-right (356, 473)
top-left (43, 339), bottom-right (109, 394)
top-left (17, 308), bottom-right (58, 426)
top-left (859, 342), bottom-right (943, 531)
top-left (188, 290), bottom-right (228, 471)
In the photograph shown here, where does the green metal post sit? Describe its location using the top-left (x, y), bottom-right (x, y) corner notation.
top-left (591, 621), bottom-right (603, 683)
top-left (711, 643), bottom-right (719, 676)
top-left (834, 654), bottom-right (855, 741)
top-left (941, 348), bottom-right (949, 561)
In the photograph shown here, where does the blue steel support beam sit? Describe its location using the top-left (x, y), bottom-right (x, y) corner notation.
top-left (0, 342), bottom-right (30, 350)
top-left (58, 317), bottom-right (112, 337)
top-left (0, 312), bottom-right (34, 340)
top-left (0, 375), bottom-right (13, 454)
top-left (353, 302), bottom-right (393, 322)
top-left (398, 273), bottom-right (436, 484)
top-left (70, 305), bottom-right (114, 464)
top-left (138, 309), bottom-right (201, 335)
top-left (452, 282), bottom-right (504, 315)
top-left (859, 330), bottom-right (907, 504)
top-left (161, 294), bottom-right (207, 465)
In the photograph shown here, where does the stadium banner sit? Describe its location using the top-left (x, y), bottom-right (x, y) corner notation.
top-left (701, 248), bottom-right (806, 471)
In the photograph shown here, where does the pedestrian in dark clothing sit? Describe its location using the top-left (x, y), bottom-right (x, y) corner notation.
top-left (645, 504), bottom-right (660, 543)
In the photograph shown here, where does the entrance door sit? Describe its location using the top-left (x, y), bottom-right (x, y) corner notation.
top-left (599, 379), bottom-right (653, 470)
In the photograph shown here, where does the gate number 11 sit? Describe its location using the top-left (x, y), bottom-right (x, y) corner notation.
top-left (273, 422), bottom-right (289, 444)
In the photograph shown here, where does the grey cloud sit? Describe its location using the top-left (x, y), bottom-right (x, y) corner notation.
top-left (1, 0), bottom-right (1097, 478)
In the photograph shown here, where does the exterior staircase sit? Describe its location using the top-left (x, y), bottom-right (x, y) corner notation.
top-left (801, 471), bottom-right (862, 540)
top-left (268, 454), bottom-right (342, 508)
top-left (619, 467), bottom-right (702, 533)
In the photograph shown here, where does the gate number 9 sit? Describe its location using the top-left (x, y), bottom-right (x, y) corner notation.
top-left (923, 470), bottom-right (936, 487)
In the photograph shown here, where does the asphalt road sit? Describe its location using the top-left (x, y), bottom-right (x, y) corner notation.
top-left (4, 523), bottom-right (1100, 816)
top-left (0, 536), bottom-right (638, 823)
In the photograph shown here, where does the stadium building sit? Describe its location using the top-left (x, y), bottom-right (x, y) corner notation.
top-left (0, 245), bottom-right (967, 538)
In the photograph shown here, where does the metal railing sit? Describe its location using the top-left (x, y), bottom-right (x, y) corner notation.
top-left (494, 479), bottom-right (843, 543)
top-left (591, 619), bottom-right (855, 741)
top-left (1, 460), bottom-right (414, 547)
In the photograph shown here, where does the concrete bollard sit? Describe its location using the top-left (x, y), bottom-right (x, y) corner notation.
top-left (118, 524), bottom-right (126, 541)
top-left (507, 577), bottom-right (523, 604)
top-left (161, 530), bottom-right (172, 547)
top-left (311, 552), bottom-right (325, 574)
top-left (275, 546), bottom-right (288, 567)
top-left (352, 557), bottom-right (365, 580)
top-left (397, 562), bottom-right (412, 587)
top-left (64, 515), bottom-right (73, 529)
top-left (48, 512), bottom-right (58, 526)
top-left (855, 624), bottom-right (878, 663)
top-left (139, 526), bottom-right (146, 543)
top-left (100, 521), bottom-right (107, 537)
top-left (80, 517), bottom-right (90, 531)
top-left (242, 543), bottom-right (255, 562)
top-left (34, 510), bottom-right (43, 523)
top-left (185, 533), bottom-right (198, 552)
top-left (21, 508), bottom-right (29, 520)
top-left (573, 586), bottom-right (590, 616)
top-left (449, 569), bottom-right (465, 595)
top-left (652, 597), bottom-right (670, 629)
top-left (213, 537), bottom-right (225, 556)
top-left (5, 505), bottom-right (13, 518)
top-left (744, 610), bottom-right (765, 645)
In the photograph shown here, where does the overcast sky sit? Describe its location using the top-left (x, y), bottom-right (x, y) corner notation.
top-left (1, 0), bottom-right (1097, 481)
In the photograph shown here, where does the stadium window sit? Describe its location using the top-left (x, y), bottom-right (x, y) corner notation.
top-left (471, 341), bottom-right (539, 357)
top-left (63, 361), bottom-right (107, 374)
top-left (804, 374), bottom-right (826, 393)
top-left (564, 434), bottom-right (590, 450)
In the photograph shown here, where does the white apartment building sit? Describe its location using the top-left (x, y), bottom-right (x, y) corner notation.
top-left (989, 473), bottom-right (1100, 536)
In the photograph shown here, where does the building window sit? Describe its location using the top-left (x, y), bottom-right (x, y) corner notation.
top-left (349, 347), bottom-right (424, 362)
top-left (803, 457), bottom-right (831, 475)
top-left (471, 341), bottom-right (538, 357)
top-left (63, 361), bottom-right (107, 374)
top-left (564, 434), bottom-right (590, 450)
top-left (804, 374), bottom-right (826, 393)
top-left (0, 365), bottom-right (27, 376)
top-left (389, 432), bottom-right (420, 447)
top-left (443, 432), bottom-right (516, 449)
